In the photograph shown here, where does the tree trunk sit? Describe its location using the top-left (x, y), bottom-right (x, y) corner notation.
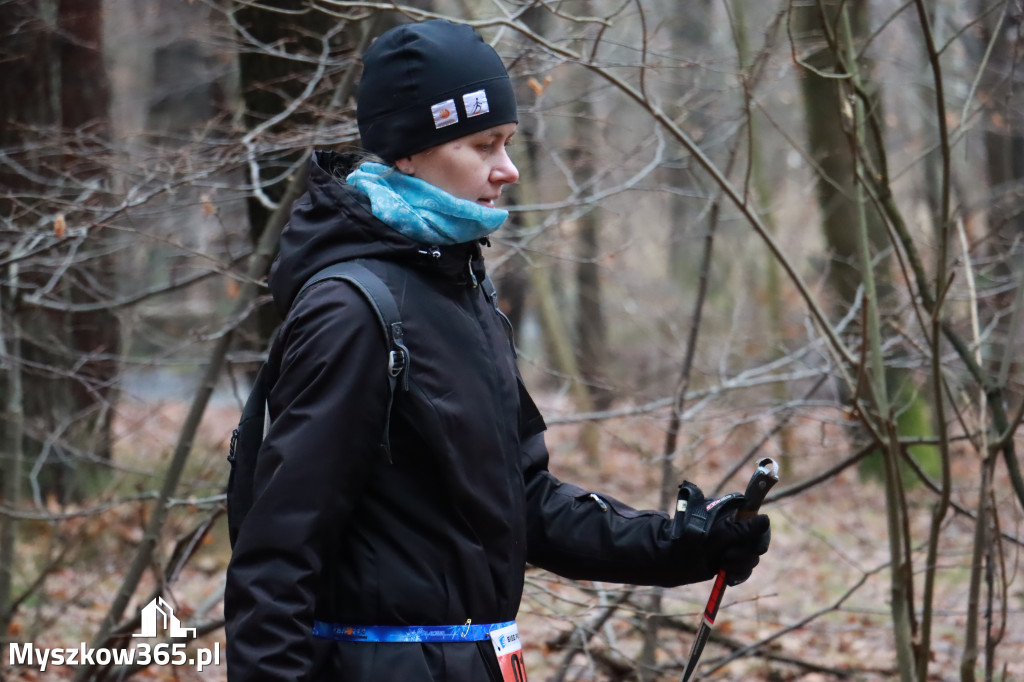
top-left (59, 0), bottom-right (119, 489)
top-left (571, 73), bottom-right (612, 412)
top-left (960, 3), bottom-right (1024, 677)
top-left (0, 292), bottom-right (25, 642)
top-left (232, 2), bottom-right (425, 351)
top-left (233, 0), bottom-right (334, 349)
top-left (794, 1), bottom-right (890, 308)
top-left (795, 3), bottom-right (921, 679)
top-left (972, 0), bottom-right (1024, 401)
top-left (663, 0), bottom-right (714, 285)
top-left (795, 0), bottom-right (940, 483)
top-left (235, 0), bottom-right (328, 236)
top-left (0, 0), bottom-right (117, 503)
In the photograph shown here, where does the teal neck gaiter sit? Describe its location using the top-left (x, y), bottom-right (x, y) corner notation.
top-left (346, 162), bottom-right (507, 245)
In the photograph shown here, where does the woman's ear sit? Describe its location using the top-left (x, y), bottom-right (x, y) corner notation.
top-left (394, 157), bottom-right (414, 176)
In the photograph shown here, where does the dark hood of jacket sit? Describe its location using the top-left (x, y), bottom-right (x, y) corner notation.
top-left (269, 150), bottom-right (487, 317)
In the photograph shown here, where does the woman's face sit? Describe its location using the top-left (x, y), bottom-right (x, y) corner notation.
top-left (396, 123), bottom-right (519, 208)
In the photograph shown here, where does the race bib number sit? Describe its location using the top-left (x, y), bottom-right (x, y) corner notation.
top-left (488, 622), bottom-right (528, 682)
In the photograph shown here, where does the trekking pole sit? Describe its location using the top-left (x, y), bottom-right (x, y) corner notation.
top-left (679, 457), bottom-right (779, 682)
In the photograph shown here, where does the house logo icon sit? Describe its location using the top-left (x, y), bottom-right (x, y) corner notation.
top-left (132, 597), bottom-right (197, 638)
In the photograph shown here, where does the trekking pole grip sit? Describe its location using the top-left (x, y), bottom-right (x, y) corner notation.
top-left (680, 457), bottom-right (779, 682)
top-left (737, 457), bottom-right (779, 520)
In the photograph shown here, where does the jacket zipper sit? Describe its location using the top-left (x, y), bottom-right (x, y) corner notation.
top-left (467, 254), bottom-right (478, 288)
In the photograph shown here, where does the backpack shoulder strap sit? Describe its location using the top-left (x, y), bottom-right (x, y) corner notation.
top-left (298, 260), bottom-right (409, 387)
top-left (296, 260), bottom-right (409, 460)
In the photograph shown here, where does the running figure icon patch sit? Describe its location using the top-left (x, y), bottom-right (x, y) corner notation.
top-left (488, 622), bottom-right (527, 682)
top-left (462, 89), bottom-right (490, 118)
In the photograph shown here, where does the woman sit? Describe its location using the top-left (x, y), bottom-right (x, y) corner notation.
top-left (224, 19), bottom-right (770, 682)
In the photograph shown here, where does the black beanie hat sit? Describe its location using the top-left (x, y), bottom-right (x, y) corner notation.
top-left (357, 20), bottom-right (518, 163)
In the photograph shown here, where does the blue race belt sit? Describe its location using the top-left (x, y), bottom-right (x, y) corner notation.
top-left (313, 620), bottom-right (516, 643)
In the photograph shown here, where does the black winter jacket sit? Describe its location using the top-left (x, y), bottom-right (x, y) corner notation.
top-left (224, 152), bottom-right (718, 682)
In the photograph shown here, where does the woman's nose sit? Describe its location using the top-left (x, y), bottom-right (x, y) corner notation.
top-left (493, 149), bottom-right (519, 185)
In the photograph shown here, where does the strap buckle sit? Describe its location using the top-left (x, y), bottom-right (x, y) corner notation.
top-left (388, 350), bottom-right (405, 378)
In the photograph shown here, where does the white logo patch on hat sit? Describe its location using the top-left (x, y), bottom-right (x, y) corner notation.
top-left (431, 99), bottom-right (459, 129)
top-left (463, 90), bottom-right (490, 118)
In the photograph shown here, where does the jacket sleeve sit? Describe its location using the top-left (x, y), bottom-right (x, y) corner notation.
top-left (519, 383), bottom-right (717, 587)
top-left (224, 280), bottom-right (391, 682)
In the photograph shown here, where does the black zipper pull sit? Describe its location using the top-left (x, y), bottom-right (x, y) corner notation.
top-left (228, 428), bottom-right (239, 462)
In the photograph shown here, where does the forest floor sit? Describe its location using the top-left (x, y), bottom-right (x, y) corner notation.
top-left (3, 392), bottom-right (1023, 681)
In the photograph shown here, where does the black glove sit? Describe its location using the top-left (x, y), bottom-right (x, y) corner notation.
top-left (671, 481), bottom-right (771, 586)
top-left (706, 512), bottom-right (771, 586)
